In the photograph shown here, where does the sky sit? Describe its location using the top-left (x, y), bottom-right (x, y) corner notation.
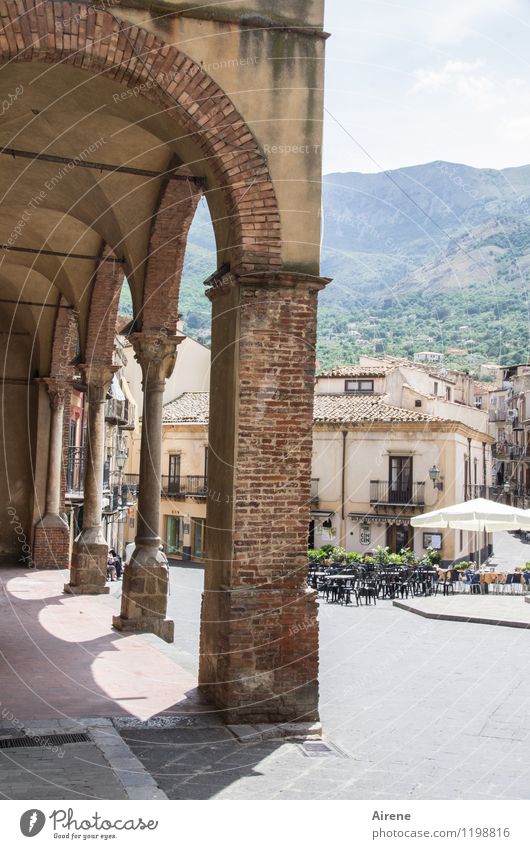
top-left (323, 0), bottom-right (530, 174)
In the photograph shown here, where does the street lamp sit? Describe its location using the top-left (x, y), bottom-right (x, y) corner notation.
top-left (116, 446), bottom-right (128, 472)
top-left (428, 464), bottom-right (444, 491)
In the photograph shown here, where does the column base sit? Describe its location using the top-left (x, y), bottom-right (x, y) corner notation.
top-left (199, 586), bottom-right (320, 724)
top-left (117, 544), bottom-right (171, 634)
top-left (66, 534), bottom-right (108, 595)
top-left (32, 514), bottom-right (69, 570)
top-left (112, 614), bottom-right (174, 643)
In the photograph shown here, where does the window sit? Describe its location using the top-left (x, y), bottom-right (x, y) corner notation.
top-left (434, 381), bottom-right (439, 395)
top-left (166, 515), bottom-right (184, 556)
top-left (389, 456), bottom-right (412, 502)
top-left (204, 445), bottom-right (209, 479)
top-left (168, 454), bottom-right (181, 494)
top-left (345, 379), bottom-right (374, 393)
top-left (191, 517), bottom-right (206, 561)
top-left (69, 420), bottom-right (77, 448)
top-left (446, 387), bottom-right (452, 401)
top-left (415, 399), bottom-right (422, 407)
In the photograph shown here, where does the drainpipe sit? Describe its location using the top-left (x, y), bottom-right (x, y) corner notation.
top-left (341, 430), bottom-right (347, 546)
top-left (467, 437), bottom-right (472, 499)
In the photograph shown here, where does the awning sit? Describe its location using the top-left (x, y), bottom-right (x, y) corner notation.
top-left (311, 510), bottom-right (335, 518)
top-left (348, 513), bottom-right (413, 526)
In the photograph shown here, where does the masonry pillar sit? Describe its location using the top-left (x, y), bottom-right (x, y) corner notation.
top-left (64, 365), bottom-right (116, 595)
top-left (32, 380), bottom-right (70, 569)
top-left (113, 335), bottom-right (181, 642)
top-left (199, 271), bottom-right (327, 725)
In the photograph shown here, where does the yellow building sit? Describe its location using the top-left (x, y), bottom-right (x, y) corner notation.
top-left (312, 393), bottom-right (493, 564)
top-left (128, 375), bottom-right (494, 566)
top-left (126, 393), bottom-right (209, 561)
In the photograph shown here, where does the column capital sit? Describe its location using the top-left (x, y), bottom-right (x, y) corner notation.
top-left (130, 332), bottom-right (183, 385)
top-left (39, 377), bottom-right (70, 409)
top-left (79, 364), bottom-right (118, 402)
top-left (205, 269), bottom-right (331, 300)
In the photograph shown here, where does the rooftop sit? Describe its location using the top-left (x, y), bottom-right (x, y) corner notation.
top-left (162, 392), bottom-right (209, 424)
top-left (317, 365), bottom-right (392, 379)
top-left (313, 394), bottom-right (442, 425)
top-left (162, 391), bottom-right (443, 427)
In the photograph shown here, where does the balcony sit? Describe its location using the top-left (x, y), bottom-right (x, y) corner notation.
top-left (370, 481), bottom-right (425, 507)
top-left (511, 444), bottom-right (530, 460)
top-left (65, 446), bottom-right (86, 496)
top-left (105, 398), bottom-right (135, 430)
top-left (103, 484), bottom-right (120, 514)
top-left (161, 475), bottom-right (207, 499)
top-left (491, 483), bottom-right (530, 505)
top-left (493, 441), bottom-right (514, 459)
top-left (489, 409), bottom-right (507, 422)
top-left (121, 474), bottom-right (139, 502)
top-left (466, 485), bottom-right (489, 500)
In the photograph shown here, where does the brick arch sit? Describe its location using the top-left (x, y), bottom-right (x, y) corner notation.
top-left (49, 298), bottom-right (80, 380)
top-left (84, 247), bottom-right (124, 367)
top-left (0, 0), bottom-right (282, 275)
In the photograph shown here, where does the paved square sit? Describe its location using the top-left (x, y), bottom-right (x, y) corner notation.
top-left (1, 534), bottom-right (530, 799)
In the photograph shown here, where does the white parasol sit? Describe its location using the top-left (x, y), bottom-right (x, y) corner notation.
top-left (411, 498), bottom-right (530, 568)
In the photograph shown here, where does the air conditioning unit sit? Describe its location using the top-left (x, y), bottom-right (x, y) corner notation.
top-left (507, 410), bottom-right (517, 419)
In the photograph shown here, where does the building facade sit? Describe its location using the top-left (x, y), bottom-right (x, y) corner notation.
top-left (0, 0), bottom-right (328, 723)
top-left (140, 361), bottom-right (494, 568)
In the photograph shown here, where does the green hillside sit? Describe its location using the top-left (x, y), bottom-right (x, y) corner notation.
top-left (119, 161), bottom-right (530, 371)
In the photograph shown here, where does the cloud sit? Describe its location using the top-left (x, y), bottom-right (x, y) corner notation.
top-left (411, 60), bottom-right (485, 93)
top-left (410, 59), bottom-right (501, 113)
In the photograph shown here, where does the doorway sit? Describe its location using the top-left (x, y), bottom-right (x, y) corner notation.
top-left (387, 523), bottom-right (412, 553)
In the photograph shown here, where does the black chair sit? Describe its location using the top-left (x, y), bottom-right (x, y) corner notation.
top-left (434, 569), bottom-right (457, 596)
top-left (356, 579), bottom-right (377, 606)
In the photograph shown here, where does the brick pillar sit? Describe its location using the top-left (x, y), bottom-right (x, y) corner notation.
top-left (199, 271), bottom-right (327, 724)
top-left (65, 365), bottom-right (116, 595)
top-left (113, 334), bottom-right (181, 643)
top-left (32, 380), bottom-right (70, 569)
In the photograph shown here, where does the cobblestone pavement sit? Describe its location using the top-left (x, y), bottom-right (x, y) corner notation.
top-left (2, 538), bottom-right (530, 799)
top-left (0, 740), bottom-right (127, 801)
top-left (120, 553), bottom-right (530, 800)
top-left (491, 531), bottom-right (530, 570)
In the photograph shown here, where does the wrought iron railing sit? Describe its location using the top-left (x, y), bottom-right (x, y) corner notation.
top-left (161, 475), bottom-right (207, 498)
top-left (493, 441), bottom-right (514, 459)
top-left (370, 480), bottom-right (425, 506)
top-left (65, 446), bottom-right (86, 494)
top-left (466, 484), bottom-right (489, 500)
top-left (121, 474), bottom-right (139, 502)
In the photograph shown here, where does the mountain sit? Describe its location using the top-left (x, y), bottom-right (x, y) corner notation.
top-left (120, 161), bottom-right (530, 370)
top-left (319, 161), bottom-right (530, 369)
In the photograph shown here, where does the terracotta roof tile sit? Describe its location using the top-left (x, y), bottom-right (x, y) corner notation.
top-left (162, 391), bottom-right (444, 427)
top-left (162, 392), bottom-right (209, 424)
top-left (313, 394), bottom-right (442, 424)
top-left (318, 365), bottom-right (392, 378)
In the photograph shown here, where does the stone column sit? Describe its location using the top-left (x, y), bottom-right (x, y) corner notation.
top-left (199, 271), bottom-right (328, 726)
top-left (113, 334), bottom-right (181, 642)
top-left (64, 365), bottom-right (116, 595)
top-left (32, 380), bottom-right (70, 569)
